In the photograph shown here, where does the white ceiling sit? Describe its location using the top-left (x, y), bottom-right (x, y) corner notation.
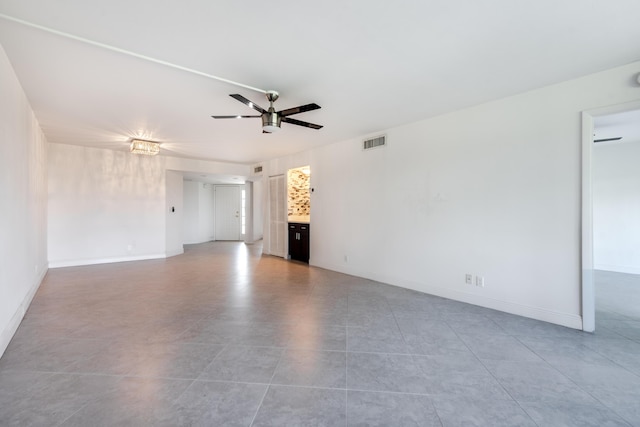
top-left (1, 1), bottom-right (640, 165)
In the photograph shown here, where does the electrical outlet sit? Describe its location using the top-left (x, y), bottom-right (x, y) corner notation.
top-left (344, 255), bottom-right (348, 263)
top-left (465, 274), bottom-right (473, 284)
top-left (476, 276), bottom-right (485, 287)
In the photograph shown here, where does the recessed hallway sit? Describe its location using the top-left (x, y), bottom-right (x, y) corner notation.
top-left (1, 242), bottom-right (639, 426)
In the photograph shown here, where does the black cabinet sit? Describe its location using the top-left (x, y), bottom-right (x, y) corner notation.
top-left (288, 223), bottom-right (310, 263)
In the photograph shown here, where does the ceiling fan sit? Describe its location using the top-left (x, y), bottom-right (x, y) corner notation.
top-left (212, 90), bottom-right (322, 133)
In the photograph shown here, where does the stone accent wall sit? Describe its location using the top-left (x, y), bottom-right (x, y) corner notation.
top-left (288, 168), bottom-right (310, 217)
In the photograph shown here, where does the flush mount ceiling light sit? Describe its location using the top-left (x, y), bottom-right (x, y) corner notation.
top-left (130, 139), bottom-right (160, 155)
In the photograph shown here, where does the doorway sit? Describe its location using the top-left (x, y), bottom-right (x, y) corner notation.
top-left (214, 185), bottom-right (244, 241)
top-left (581, 101), bottom-right (640, 331)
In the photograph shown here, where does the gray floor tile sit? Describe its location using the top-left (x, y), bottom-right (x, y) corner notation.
top-left (347, 390), bottom-right (442, 426)
top-left (580, 385), bottom-right (640, 426)
top-left (598, 320), bottom-right (640, 340)
top-left (171, 381), bottom-right (267, 427)
top-left (284, 323), bottom-right (347, 351)
top-left (64, 377), bottom-right (192, 427)
top-left (551, 360), bottom-right (640, 391)
top-left (411, 352), bottom-right (488, 377)
top-left (458, 333), bottom-right (543, 362)
top-left (347, 352), bottom-right (429, 393)
top-left (3, 243), bottom-right (640, 425)
top-left (272, 349), bottom-right (346, 388)
top-left (396, 319), bottom-right (468, 355)
top-left (0, 371), bottom-right (56, 425)
top-left (432, 396), bottom-right (536, 427)
top-left (252, 385), bottom-right (346, 427)
top-left (180, 319), bottom-right (293, 347)
top-left (516, 335), bottom-right (619, 367)
top-left (412, 353), bottom-right (511, 399)
top-left (444, 314), bottom-right (508, 336)
top-left (520, 400), bottom-right (632, 427)
top-left (198, 345), bottom-right (283, 383)
top-left (348, 325), bottom-right (410, 353)
top-left (128, 342), bottom-right (225, 379)
top-left (8, 373), bottom-right (124, 427)
top-left (483, 359), bottom-right (600, 405)
top-left (586, 339), bottom-right (640, 376)
top-left (347, 312), bottom-right (398, 328)
top-left (0, 338), bottom-right (102, 373)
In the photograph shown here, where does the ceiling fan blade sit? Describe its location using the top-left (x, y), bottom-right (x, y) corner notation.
top-left (594, 137), bottom-right (622, 143)
top-left (211, 115), bottom-right (261, 119)
top-left (278, 103), bottom-right (321, 117)
top-left (230, 94), bottom-right (266, 114)
top-left (282, 116), bottom-right (323, 130)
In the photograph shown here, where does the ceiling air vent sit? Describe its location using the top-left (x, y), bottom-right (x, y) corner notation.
top-left (253, 164), bottom-right (263, 174)
top-left (363, 135), bottom-right (386, 151)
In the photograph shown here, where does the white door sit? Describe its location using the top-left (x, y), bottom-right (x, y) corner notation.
top-left (214, 185), bottom-right (242, 241)
top-left (269, 175), bottom-right (286, 257)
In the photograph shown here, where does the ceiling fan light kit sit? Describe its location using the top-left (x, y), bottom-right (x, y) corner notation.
top-left (213, 90), bottom-right (323, 133)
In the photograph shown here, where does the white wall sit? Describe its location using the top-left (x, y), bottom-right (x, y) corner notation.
top-left (182, 180), bottom-right (215, 244)
top-left (165, 170), bottom-right (184, 257)
top-left (593, 141), bottom-right (640, 274)
top-left (253, 179), bottom-right (264, 241)
top-left (263, 61), bottom-right (640, 329)
top-left (48, 144), bottom-right (166, 266)
top-left (199, 184), bottom-right (215, 242)
top-left (183, 180), bottom-right (200, 244)
top-left (48, 144), bottom-right (249, 267)
top-left (0, 45), bottom-right (48, 357)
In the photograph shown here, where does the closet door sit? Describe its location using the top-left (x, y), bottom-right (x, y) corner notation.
top-left (268, 175), bottom-right (286, 257)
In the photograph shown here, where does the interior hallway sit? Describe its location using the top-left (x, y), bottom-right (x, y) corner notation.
top-left (1, 242), bottom-right (639, 426)
top-left (596, 270), bottom-right (640, 341)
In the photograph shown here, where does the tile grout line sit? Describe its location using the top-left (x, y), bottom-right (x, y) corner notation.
top-left (511, 335), bottom-right (636, 425)
top-left (249, 346), bottom-right (287, 426)
top-left (445, 319), bottom-right (541, 426)
top-left (248, 384), bottom-right (271, 427)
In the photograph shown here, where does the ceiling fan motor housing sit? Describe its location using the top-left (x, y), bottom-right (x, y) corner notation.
top-left (262, 109), bottom-right (281, 133)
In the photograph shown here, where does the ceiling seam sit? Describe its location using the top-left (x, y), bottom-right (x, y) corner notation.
top-left (0, 12), bottom-right (266, 94)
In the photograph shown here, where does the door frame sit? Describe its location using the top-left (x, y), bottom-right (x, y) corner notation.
top-left (581, 100), bottom-right (640, 332)
top-left (213, 184), bottom-right (244, 241)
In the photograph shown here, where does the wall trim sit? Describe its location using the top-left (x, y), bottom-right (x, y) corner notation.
top-left (0, 266), bottom-right (47, 358)
top-left (316, 261), bottom-right (583, 330)
top-left (49, 253), bottom-right (167, 268)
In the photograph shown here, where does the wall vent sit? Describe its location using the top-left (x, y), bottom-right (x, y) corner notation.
top-left (363, 135), bottom-right (386, 151)
top-left (253, 164), bottom-right (264, 174)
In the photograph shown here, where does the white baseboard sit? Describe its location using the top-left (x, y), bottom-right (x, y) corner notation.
top-left (183, 239), bottom-right (212, 245)
top-left (166, 247), bottom-right (184, 258)
top-left (49, 253), bottom-right (167, 268)
top-left (316, 261), bottom-right (583, 330)
top-left (595, 264), bottom-right (640, 275)
top-left (0, 266), bottom-right (47, 358)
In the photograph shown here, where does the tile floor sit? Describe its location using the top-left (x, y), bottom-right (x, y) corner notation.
top-left (1, 242), bottom-right (639, 426)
